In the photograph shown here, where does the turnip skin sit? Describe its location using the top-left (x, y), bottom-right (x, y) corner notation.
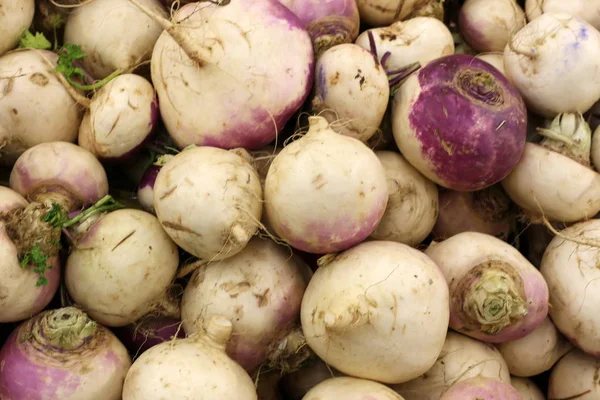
top-left (0, 1), bottom-right (35, 56)
top-left (122, 315), bottom-right (258, 400)
top-left (303, 377), bottom-right (405, 400)
top-left (510, 377), bottom-right (545, 400)
top-left (264, 116), bottom-right (388, 254)
top-left (0, 307), bottom-right (131, 400)
top-left (548, 349), bottom-right (600, 399)
top-left (153, 146), bottom-right (263, 261)
top-left (145, 0), bottom-right (314, 150)
top-left (504, 13), bottom-right (600, 117)
top-left (137, 164), bottom-right (161, 214)
top-left (301, 240), bottom-right (450, 384)
top-left (391, 54), bottom-right (527, 191)
top-left (525, 0), bottom-right (600, 30)
top-left (439, 376), bottom-right (522, 399)
top-left (425, 232), bottom-right (549, 343)
top-left (280, 359), bottom-right (345, 399)
top-left (356, 0), bottom-right (444, 27)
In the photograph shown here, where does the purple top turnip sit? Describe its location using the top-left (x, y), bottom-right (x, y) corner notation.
top-left (391, 54), bottom-right (527, 191)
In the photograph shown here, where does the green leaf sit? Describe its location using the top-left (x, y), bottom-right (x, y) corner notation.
top-left (20, 245), bottom-right (53, 287)
top-left (19, 30), bottom-right (52, 50)
top-left (55, 43), bottom-right (121, 91)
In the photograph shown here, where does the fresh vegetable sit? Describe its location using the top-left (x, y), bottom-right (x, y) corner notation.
top-left (115, 315), bottom-right (185, 358)
top-left (525, 0), bottom-right (600, 30)
top-left (510, 377), bottom-right (546, 400)
top-left (548, 348), bottom-right (600, 399)
top-left (303, 377), bottom-right (405, 400)
top-left (0, 307), bottom-right (131, 400)
top-left (301, 240), bottom-right (450, 384)
top-left (356, 0), bottom-right (444, 27)
top-left (391, 54), bottom-right (527, 191)
top-left (370, 150), bottom-right (439, 247)
top-left (264, 116), bottom-right (389, 254)
top-left (122, 315), bottom-right (258, 400)
top-left (425, 232), bottom-right (549, 343)
top-left (504, 13), bottom-right (600, 117)
top-left (0, 0), bottom-right (35, 56)
top-left (439, 376), bottom-right (522, 399)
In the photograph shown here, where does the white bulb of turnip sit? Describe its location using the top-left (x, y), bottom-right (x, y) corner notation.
top-left (525, 0), bottom-right (600, 30)
top-left (0, 1), bottom-right (35, 56)
top-left (356, 0), bottom-right (443, 27)
top-left (548, 349), bottom-right (600, 399)
top-left (303, 377), bottom-right (405, 399)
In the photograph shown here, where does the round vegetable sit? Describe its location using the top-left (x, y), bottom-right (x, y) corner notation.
top-left (548, 349), bottom-right (600, 399)
top-left (0, 1), bottom-right (35, 56)
top-left (525, 0), bottom-right (600, 30)
top-left (304, 377), bottom-right (405, 400)
top-left (356, 0), bottom-right (443, 27)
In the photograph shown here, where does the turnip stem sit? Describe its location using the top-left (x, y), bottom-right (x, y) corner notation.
top-left (32, 307), bottom-right (97, 350)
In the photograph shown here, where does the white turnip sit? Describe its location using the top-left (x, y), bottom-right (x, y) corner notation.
top-left (391, 330), bottom-right (511, 400)
top-left (0, 307), bottom-right (131, 400)
top-left (130, 0), bottom-right (314, 150)
top-left (477, 54), bottom-right (507, 76)
top-left (122, 315), bottom-right (258, 400)
top-left (0, 1), bottom-right (35, 56)
top-left (459, 0), bottom-right (526, 53)
top-left (301, 240), bottom-right (450, 384)
top-left (303, 377), bottom-right (405, 399)
top-left (370, 151), bottom-right (439, 247)
top-left (153, 146), bottom-right (263, 261)
top-left (496, 317), bottom-right (573, 377)
top-left (391, 54), bottom-right (527, 191)
top-left (356, 0), bottom-right (443, 27)
top-left (548, 348), bottom-right (600, 399)
top-left (65, 208), bottom-right (179, 327)
top-left (425, 232), bottom-right (549, 343)
top-left (311, 43), bottom-right (390, 142)
top-left (504, 13), bottom-right (600, 117)
top-left (264, 116), bottom-right (388, 254)
top-left (510, 377), bottom-right (545, 400)
top-left (525, 0), bottom-right (600, 30)
top-left (439, 376), bottom-right (522, 399)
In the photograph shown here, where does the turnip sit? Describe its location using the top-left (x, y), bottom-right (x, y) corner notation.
top-left (301, 240), bottom-right (450, 384)
top-left (153, 146), bottom-right (262, 261)
top-left (0, 307), bottom-right (131, 400)
top-left (115, 315), bottom-right (185, 358)
top-left (433, 185), bottom-right (513, 241)
top-left (425, 232), bottom-right (549, 343)
top-left (264, 116), bottom-right (389, 254)
top-left (65, 208), bottom-right (180, 327)
top-left (539, 219), bottom-right (600, 355)
top-left (356, 0), bottom-right (444, 27)
top-left (439, 376), bottom-right (522, 399)
top-left (549, 348), bottom-right (600, 399)
top-left (0, 186), bottom-right (61, 323)
top-left (355, 17), bottom-right (454, 74)
top-left (510, 377), bottom-right (545, 400)
top-left (278, 0), bottom-right (360, 56)
top-left (496, 317), bottom-right (573, 377)
top-left (0, 49), bottom-right (84, 165)
top-left (477, 54), bottom-right (507, 76)
top-left (129, 0), bottom-right (314, 150)
top-left (280, 359), bottom-right (345, 400)
top-left (137, 164), bottom-right (160, 213)
top-left (122, 315), bottom-right (258, 400)
top-left (303, 377), bottom-right (405, 399)
top-left (459, 0), bottom-right (526, 53)
top-left (78, 73), bottom-right (159, 161)
top-left (391, 330), bottom-right (511, 400)
top-left (504, 13), bottom-right (600, 117)
top-left (502, 112), bottom-right (600, 223)
top-left (63, 0), bottom-right (167, 79)
top-left (391, 54), bottom-right (527, 191)
top-left (525, 0), bottom-right (600, 30)
top-left (181, 237), bottom-right (311, 372)
top-left (369, 150), bottom-right (439, 247)
top-left (0, 1), bottom-right (35, 56)
top-left (311, 43), bottom-right (390, 142)
top-left (591, 124), bottom-right (600, 171)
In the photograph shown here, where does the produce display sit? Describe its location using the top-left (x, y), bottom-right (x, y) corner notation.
top-left (2, 0), bottom-right (600, 399)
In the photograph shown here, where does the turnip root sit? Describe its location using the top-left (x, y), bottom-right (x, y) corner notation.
top-left (356, 0), bottom-right (444, 27)
top-left (278, 0), bottom-right (360, 56)
top-left (525, 0), bottom-right (600, 30)
top-left (510, 377), bottom-right (545, 400)
top-left (153, 146), bottom-right (262, 261)
top-left (0, 49), bottom-right (84, 165)
top-left (459, 0), bottom-right (526, 53)
top-left (496, 317), bottom-right (573, 377)
top-left (502, 112), bottom-right (600, 223)
top-left (433, 185), bottom-right (513, 241)
top-left (425, 232), bottom-right (549, 343)
top-left (280, 359), bottom-right (344, 400)
top-left (504, 13), bottom-right (600, 117)
top-left (303, 377), bottom-right (405, 400)
top-left (65, 209), bottom-right (179, 327)
top-left (539, 219), bottom-right (600, 356)
top-left (392, 54), bottom-right (527, 191)
top-left (63, 0), bottom-right (167, 79)
top-left (115, 315), bottom-right (185, 358)
top-left (0, 1), bottom-right (35, 56)
top-left (311, 44), bottom-right (390, 142)
top-left (369, 151), bottom-right (439, 247)
top-left (548, 349), bottom-right (600, 399)
top-left (0, 187), bottom-right (61, 323)
top-left (122, 315), bottom-right (258, 400)
top-left (301, 240), bottom-right (449, 384)
top-left (181, 237), bottom-right (311, 372)
top-left (132, 0), bottom-right (314, 150)
top-left (355, 17), bottom-right (454, 74)
top-left (264, 116), bottom-right (388, 254)
top-left (391, 331), bottom-right (511, 400)
top-left (78, 74), bottom-right (158, 161)
top-left (439, 377), bottom-right (522, 399)
top-left (0, 307), bottom-right (131, 400)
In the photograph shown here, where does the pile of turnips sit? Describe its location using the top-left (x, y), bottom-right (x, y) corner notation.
top-left (2, 0), bottom-right (600, 399)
